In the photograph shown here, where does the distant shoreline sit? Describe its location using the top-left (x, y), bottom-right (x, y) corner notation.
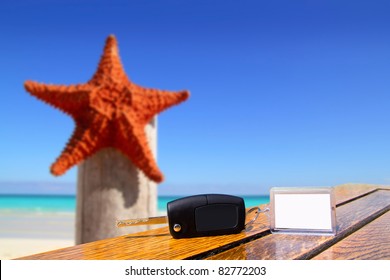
top-left (0, 194), bottom-right (270, 212)
top-left (0, 194), bottom-right (75, 198)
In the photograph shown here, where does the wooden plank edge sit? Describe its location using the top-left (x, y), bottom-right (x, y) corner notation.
top-left (336, 189), bottom-right (378, 207)
top-left (334, 184), bottom-right (390, 206)
top-left (313, 210), bottom-right (390, 259)
top-left (203, 188), bottom-right (390, 260)
top-left (187, 229), bottom-right (272, 260)
top-left (304, 207), bottom-right (390, 260)
top-left (205, 190), bottom-right (390, 260)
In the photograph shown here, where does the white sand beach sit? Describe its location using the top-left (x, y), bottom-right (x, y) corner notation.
top-left (0, 238), bottom-right (74, 259)
top-left (0, 211), bottom-right (75, 259)
top-left (0, 209), bottom-right (166, 259)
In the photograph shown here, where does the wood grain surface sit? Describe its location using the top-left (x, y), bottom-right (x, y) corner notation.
top-left (313, 211), bottom-right (390, 260)
top-left (334, 183), bottom-right (379, 205)
top-left (17, 202), bottom-right (269, 260)
top-left (17, 184), bottom-right (390, 260)
top-left (206, 190), bottom-right (390, 260)
top-left (76, 146), bottom-right (157, 244)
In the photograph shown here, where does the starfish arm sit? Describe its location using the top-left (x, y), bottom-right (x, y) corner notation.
top-left (116, 114), bottom-right (164, 183)
top-left (51, 117), bottom-right (109, 176)
top-left (24, 80), bottom-right (91, 115)
top-left (89, 35), bottom-right (127, 85)
top-left (134, 87), bottom-right (190, 124)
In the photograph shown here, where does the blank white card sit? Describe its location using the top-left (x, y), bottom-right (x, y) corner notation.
top-left (270, 188), bottom-right (336, 235)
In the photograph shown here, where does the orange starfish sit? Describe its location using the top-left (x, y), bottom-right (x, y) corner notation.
top-left (24, 35), bottom-right (189, 183)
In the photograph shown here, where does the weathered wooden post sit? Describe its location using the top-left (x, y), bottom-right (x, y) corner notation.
top-left (24, 35), bottom-right (189, 244)
top-left (76, 119), bottom-right (157, 244)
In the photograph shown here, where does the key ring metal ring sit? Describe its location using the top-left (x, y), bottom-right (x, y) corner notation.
top-left (245, 206), bottom-right (261, 227)
top-left (245, 205), bottom-right (271, 228)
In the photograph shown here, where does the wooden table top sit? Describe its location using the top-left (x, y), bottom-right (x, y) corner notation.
top-left (18, 184), bottom-right (390, 260)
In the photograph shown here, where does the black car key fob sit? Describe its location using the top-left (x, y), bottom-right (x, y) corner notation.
top-left (167, 194), bottom-right (246, 239)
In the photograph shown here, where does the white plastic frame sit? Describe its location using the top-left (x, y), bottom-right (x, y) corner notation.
top-left (270, 187), bottom-right (337, 235)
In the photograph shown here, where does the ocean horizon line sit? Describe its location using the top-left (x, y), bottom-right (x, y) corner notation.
top-left (0, 181), bottom-right (271, 196)
top-left (0, 194), bottom-right (270, 213)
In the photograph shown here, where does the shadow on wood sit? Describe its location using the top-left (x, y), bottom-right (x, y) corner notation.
top-left (75, 119), bottom-right (157, 244)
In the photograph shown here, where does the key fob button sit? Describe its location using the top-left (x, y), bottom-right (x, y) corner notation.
top-left (195, 204), bottom-right (239, 232)
top-left (173, 224), bottom-right (182, 232)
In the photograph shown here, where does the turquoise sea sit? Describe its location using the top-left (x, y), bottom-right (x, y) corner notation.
top-left (0, 194), bottom-right (269, 214)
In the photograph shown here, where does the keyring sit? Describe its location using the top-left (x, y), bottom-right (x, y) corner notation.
top-left (245, 205), bottom-right (270, 228)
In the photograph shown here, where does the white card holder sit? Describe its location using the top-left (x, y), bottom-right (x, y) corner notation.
top-left (269, 187), bottom-right (337, 235)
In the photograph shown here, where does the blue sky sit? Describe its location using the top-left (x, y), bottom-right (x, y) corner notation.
top-left (0, 0), bottom-right (389, 195)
